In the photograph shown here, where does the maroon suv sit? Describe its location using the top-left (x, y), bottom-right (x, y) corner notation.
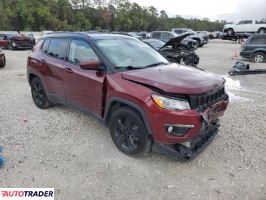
top-left (27, 33), bottom-right (228, 160)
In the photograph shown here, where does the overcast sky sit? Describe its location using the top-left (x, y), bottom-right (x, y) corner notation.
top-left (129, 0), bottom-right (266, 22)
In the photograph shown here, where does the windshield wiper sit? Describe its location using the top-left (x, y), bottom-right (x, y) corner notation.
top-left (143, 62), bottom-right (168, 68)
top-left (115, 66), bottom-right (143, 70)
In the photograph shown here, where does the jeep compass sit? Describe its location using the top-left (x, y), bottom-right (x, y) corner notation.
top-left (27, 33), bottom-right (229, 160)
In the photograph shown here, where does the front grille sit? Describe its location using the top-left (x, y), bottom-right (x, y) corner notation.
top-left (189, 87), bottom-right (226, 110)
top-left (13, 40), bottom-right (32, 47)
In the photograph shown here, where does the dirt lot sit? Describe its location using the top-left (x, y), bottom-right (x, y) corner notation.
top-left (0, 40), bottom-right (265, 200)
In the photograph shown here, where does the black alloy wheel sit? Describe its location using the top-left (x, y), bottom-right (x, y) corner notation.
top-left (31, 77), bottom-right (52, 109)
top-left (109, 107), bottom-right (151, 155)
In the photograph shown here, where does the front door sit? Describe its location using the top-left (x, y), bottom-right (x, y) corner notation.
top-left (63, 39), bottom-right (105, 117)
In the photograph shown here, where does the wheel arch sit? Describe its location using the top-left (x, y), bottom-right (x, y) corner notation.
top-left (258, 27), bottom-right (266, 32)
top-left (29, 73), bottom-right (38, 84)
top-left (252, 50), bottom-right (266, 57)
top-left (104, 97), bottom-right (153, 136)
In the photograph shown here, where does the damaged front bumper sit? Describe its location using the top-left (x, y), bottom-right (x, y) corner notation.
top-left (152, 121), bottom-right (220, 161)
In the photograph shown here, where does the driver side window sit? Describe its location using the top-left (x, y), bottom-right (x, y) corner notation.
top-left (68, 39), bottom-right (98, 65)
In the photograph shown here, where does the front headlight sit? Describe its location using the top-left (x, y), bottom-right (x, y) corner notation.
top-left (151, 95), bottom-right (190, 110)
top-left (12, 42), bottom-right (16, 46)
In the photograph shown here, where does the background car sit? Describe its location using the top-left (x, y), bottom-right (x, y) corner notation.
top-left (150, 31), bottom-right (198, 50)
top-left (172, 28), bottom-right (207, 46)
top-left (0, 48), bottom-right (6, 68)
top-left (143, 35), bottom-right (200, 67)
top-left (240, 34), bottom-right (266, 63)
top-left (0, 33), bottom-right (34, 50)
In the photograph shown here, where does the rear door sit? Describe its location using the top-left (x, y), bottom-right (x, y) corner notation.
top-left (41, 38), bottom-right (68, 102)
top-left (63, 39), bottom-right (106, 117)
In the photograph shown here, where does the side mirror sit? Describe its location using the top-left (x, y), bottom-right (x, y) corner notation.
top-left (80, 60), bottom-right (99, 70)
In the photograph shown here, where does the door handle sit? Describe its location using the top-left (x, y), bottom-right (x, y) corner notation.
top-left (40, 59), bottom-right (47, 63)
top-left (64, 68), bottom-right (73, 73)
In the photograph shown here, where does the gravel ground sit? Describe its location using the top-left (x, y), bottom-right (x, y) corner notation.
top-left (0, 40), bottom-right (265, 200)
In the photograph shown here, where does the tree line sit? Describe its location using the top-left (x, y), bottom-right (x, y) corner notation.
top-left (0, 0), bottom-right (227, 32)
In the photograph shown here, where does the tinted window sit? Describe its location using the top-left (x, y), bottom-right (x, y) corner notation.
top-left (151, 32), bottom-right (161, 39)
top-left (47, 38), bottom-right (68, 60)
top-left (42, 39), bottom-right (50, 53)
top-left (68, 39), bottom-right (98, 64)
top-left (239, 20), bottom-right (253, 24)
top-left (250, 36), bottom-right (266, 44)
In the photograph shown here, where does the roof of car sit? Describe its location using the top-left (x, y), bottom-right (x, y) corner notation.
top-left (42, 32), bottom-right (134, 40)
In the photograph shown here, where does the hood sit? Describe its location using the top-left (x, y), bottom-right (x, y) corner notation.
top-left (159, 33), bottom-right (191, 50)
top-left (122, 63), bottom-right (224, 95)
top-left (10, 36), bottom-right (31, 41)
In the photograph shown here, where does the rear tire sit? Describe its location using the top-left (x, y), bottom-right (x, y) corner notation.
top-left (0, 56), bottom-right (5, 68)
top-left (252, 52), bottom-right (265, 63)
top-left (258, 28), bottom-right (266, 34)
top-left (31, 77), bottom-right (52, 109)
top-left (226, 28), bottom-right (234, 36)
top-left (109, 107), bottom-right (151, 155)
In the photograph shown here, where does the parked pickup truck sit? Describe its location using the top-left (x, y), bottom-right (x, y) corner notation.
top-left (224, 20), bottom-right (266, 35)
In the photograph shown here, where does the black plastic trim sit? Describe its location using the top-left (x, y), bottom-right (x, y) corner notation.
top-left (104, 97), bottom-right (152, 135)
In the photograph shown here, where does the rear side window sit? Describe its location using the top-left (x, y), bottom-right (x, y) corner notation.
top-left (250, 36), bottom-right (266, 44)
top-left (47, 38), bottom-right (68, 60)
top-left (151, 32), bottom-right (161, 39)
top-left (42, 39), bottom-right (50, 53)
top-left (68, 39), bottom-right (98, 64)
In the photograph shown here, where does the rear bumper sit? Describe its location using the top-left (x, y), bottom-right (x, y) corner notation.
top-left (152, 121), bottom-right (219, 160)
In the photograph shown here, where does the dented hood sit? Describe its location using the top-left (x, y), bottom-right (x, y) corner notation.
top-left (122, 63), bottom-right (224, 94)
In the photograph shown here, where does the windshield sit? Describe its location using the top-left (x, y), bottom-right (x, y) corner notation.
top-left (5, 34), bottom-right (17, 39)
top-left (95, 38), bottom-right (169, 69)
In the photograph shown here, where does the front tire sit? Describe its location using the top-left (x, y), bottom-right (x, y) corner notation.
top-left (109, 107), bottom-right (151, 155)
top-left (252, 52), bottom-right (265, 63)
top-left (31, 77), bottom-right (52, 109)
